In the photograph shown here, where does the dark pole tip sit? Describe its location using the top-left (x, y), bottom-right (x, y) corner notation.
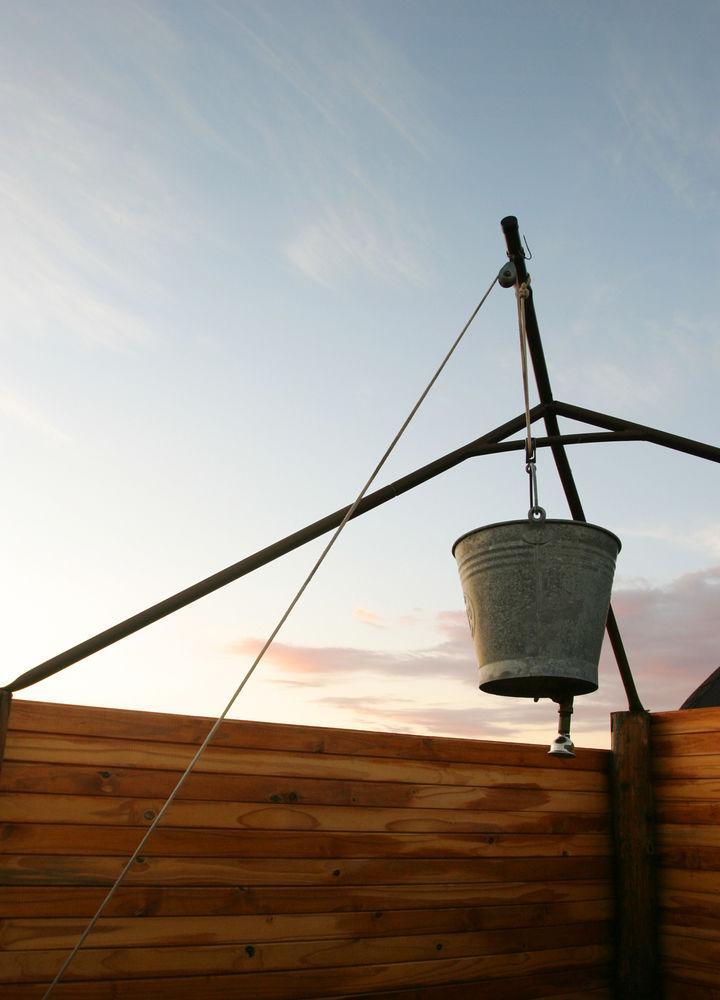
top-left (500, 216), bottom-right (525, 277)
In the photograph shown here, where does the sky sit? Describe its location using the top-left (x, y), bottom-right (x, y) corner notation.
top-left (1, 0), bottom-right (719, 750)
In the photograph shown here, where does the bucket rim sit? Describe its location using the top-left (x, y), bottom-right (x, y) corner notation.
top-left (452, 518), bottom-right (622, 556)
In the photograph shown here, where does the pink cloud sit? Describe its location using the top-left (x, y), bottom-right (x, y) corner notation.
top-left (353, 606), bottom-right (386, 627)
top-left (314, 694), bottom-right (584, 742)
top-left (228, 630), bottom-right (476, 684)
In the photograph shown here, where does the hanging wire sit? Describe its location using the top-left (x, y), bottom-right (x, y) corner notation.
top-left (41, 271), bottom-right (500, 997)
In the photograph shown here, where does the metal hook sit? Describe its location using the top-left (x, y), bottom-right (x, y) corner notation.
top-left (522, 234), bottom-right (532, 260)
top-left (526, 451), bottom-right (545, 521)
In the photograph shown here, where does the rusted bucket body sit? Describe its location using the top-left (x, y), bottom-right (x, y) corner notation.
top-left (452, 519), bottom-right (621, 699)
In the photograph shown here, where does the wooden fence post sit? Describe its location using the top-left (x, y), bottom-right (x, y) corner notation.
top-left (611, 710), bottom-right (658, 998)
top-left (0, 689), bottom-right (12, 776)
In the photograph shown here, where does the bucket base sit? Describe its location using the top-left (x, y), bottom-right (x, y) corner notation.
top-left (479, 658), bottom-right (598, 699)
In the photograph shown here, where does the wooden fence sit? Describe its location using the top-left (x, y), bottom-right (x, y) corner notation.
top-left (652, 705), bottom-right (720, 998)
top-left (0, 699), bottom-right (614, 998)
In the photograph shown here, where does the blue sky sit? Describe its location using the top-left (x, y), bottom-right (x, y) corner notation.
top-left (2, 0), bottom-right (719, 748)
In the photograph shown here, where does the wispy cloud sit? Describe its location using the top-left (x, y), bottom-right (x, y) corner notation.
top-left (0, 164), bottom-right (156, 350)
top-left (214, 1), bottom-right (436, 155)
top-left (608, 37), bottom-right (720, 212)
top-left (0, 4), bottom-right (218, 352)
top-left (555, 303), bottom-right (720, 415)
top-left (623, 522), bottom-right (720, 560)
top-left (0, 386), bottom-right (72, 444)
top-left (284, 199), bottom-right (428, 288)
top-left (212, 1), bottom-right (437, 288)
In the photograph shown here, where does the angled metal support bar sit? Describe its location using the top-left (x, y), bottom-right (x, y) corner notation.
top-left (467, 430), bottom-right (645, 459)
top-left (553, 400), bottom-right (720, 464)
top-left (4, 405), bottom-right (550, 694)
top-left (501, 216), bottom-right (644, 712)
top-left (497, 430), bottom-right (645, 453)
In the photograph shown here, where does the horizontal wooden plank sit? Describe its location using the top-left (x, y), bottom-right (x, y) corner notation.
top-left (0, 905), bottom-right (610, 956)
top-left (2, 927), bottom-right (610, 982)
top-left (1, 970), bottom-right (613, 1000)
top-left (0, 762), bottom-right (610, 813)
top-left (654, 779), bottom-right (720, 803)
top-left (1, 906), bottom-right (613, 951)
top-left (663, 920), bottom-right (720, 942)
top-left (653, 755), bottom-right (720, 780)
top-left (0, 854), bottom-right (613, 887)
top-left (0, 884), bottom-right (612, 918)
top-left (0, 793), bottom-right (609, 835)
top-left (658, 846), bottom-right (720, 872)
top-left (535, 993), bottom-right (610, 1000)
top-left (658, 825), bottom-right (720, 849)
top-left (662, 961), bottom-right (720, 991)
top-left (8, 700), bottom-right (609, 771)
top-left (1, 968), bottom-right (614, 1000)
top-left (0, 945), bottom-right (612, 998)
top-left (663, 978), bottom-right (720, 1000)
top-left (660, 869), bottom-right (720, 895)
top-left (653, 731), bottom-right (720, 757)
top-left (662, 932), bottom-right (720, 966)
top-left (660, 890), bottom-right (720, 931)
top-left (657, 801), bottom-right (720, 826)
top-left (313, 968), bottom-right (612, 1000)
top-left (651, 707), bottom-right (720, 735)
top-left (3, 732), bottom-right (608, 790)
top-left (0, 824), bottom-right (611, 859)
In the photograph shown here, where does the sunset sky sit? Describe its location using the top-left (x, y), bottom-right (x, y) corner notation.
top-left (2, 1), bottom-right (719, 749)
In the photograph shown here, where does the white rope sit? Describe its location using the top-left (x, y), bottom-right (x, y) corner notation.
top-left (515, 277), bottom-right (533, 459)
top-left (42, 271), bottom-right (499, 997)
top-left (514, 276), bottom-right (544, 518)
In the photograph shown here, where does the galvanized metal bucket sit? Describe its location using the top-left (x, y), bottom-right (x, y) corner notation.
top-left (452, 519), bottom-right (621, 699)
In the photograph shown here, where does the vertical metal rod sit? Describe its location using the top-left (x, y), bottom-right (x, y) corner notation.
top-left (500, 215), bottom-right (644, 712)
top-left (548, 696), bottom-right (575, 757)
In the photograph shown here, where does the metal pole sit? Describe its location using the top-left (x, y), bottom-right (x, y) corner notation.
top-left (501, 215), bottom-right (644, 712)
